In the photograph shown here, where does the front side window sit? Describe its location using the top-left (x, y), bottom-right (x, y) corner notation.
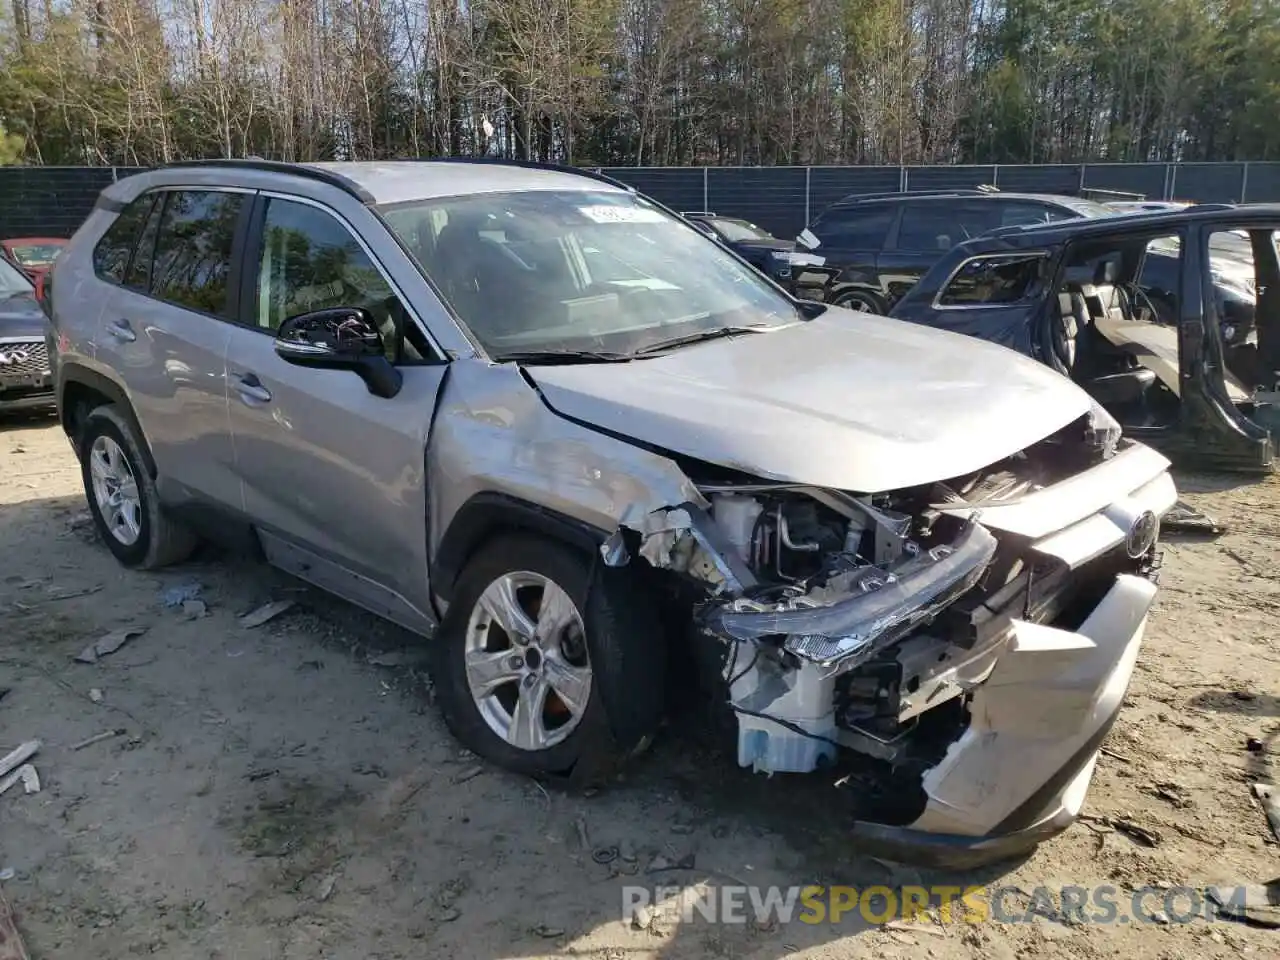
top-left (254, 197), bottom-right (407, 361)
top-left (93, 196), bottom-right (154, 285)
top-left (150, 190), bottom-right (244, 315)
top-left (938, 254), bottom-right (1047, 306)
top-left (381, 190), bottom-right (801, 358)
top-left (809, 205), bottom-right (894, 249)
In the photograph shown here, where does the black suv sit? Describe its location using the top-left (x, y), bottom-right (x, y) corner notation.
top-left (788, 189), bottom-right (1113, 312)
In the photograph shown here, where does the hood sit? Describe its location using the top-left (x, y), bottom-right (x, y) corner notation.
top-left (526, 310), bottom-right (1093, 493)
top-left (0, 291), bottom-right (47, 339)
top-left (734, 238), bottom-right (795, 253)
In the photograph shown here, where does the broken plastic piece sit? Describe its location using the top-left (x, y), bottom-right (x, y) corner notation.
top-left (239, 600), bottom-right (295, 629)
top-left (75, 627), bottom-right (145, 664)
top-left (705, 519), bottom-right (997, 667)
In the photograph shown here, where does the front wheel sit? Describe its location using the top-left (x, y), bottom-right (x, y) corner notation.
top-left (834, 290), bottom-right (886, 314)
top-left (431, 535), bottom-right (665, 782)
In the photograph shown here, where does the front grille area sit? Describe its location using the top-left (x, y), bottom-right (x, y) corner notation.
top-left (0, 340), bottom-right (50, 385)
top-left (941, 534), bottom-right (1145, 649)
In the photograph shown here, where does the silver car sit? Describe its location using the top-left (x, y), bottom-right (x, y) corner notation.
top-left (48, 159), bottom-right (1176, 866)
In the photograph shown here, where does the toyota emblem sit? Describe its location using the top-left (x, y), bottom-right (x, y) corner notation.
top-left (1125, 510), bottom-right (1160, 558)
top-left (0, 349), bottom-right (31, 365)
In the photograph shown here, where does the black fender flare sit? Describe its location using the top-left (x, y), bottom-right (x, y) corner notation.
top-left (57, 364), bottom-right (157, 476)
top-left (430, 492), bottom-right (608, 603)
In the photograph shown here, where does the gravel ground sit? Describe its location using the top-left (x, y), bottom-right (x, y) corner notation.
top-left (1, 415), bottom-right (1277, 959)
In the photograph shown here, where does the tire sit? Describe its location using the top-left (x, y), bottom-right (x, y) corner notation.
top-left (834, 290), bottom-right (886, 314)
top-left (431, 534), bottom-right (665, 784)
top-left (78, 404), bottom-right (198, 569)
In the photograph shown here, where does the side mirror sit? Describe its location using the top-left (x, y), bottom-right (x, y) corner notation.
top-left (274, 307), bottom-right (403, 399)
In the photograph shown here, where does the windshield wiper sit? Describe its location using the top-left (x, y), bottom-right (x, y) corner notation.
top-left (494, 349), bottom-right (633, 365)
top-left (631, 324), bottom-right (772, 356)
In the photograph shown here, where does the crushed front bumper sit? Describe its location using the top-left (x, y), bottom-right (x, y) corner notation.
top-left (849, 571), bottom-right (1156, 868)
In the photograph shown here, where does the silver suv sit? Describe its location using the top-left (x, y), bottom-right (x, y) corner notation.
top-left (49, 159), bottom-right (1176, 866)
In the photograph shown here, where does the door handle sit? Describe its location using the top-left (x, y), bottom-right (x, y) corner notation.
top-left (107, 319), bottom-right (136, 343)
top-left (232, 373), bottom-right (272, 404)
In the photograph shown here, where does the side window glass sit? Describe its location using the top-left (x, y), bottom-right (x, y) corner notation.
top-left (254, 198), bottom-right (407, 362)
top-left (813, 206), bottom-right (893, 249)
top-left (150, 191), bottom-right (244, 315)
top-left (998, 202), bottom-right (1056, 228)
top-left (93, 195), bottom-right (154, 284)
top-left (897, 204), bottom-right (958, 251)
top-left (939, 254), bottom-right (1046, 306)
top-left (123, 197), bottom-right (162, 292)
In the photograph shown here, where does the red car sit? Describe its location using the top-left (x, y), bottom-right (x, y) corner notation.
top-left (1, 237), bottom-right (67, 300)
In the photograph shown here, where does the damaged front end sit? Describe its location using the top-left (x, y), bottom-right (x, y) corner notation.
top-left (603, 419), bottom-right (1176, 867)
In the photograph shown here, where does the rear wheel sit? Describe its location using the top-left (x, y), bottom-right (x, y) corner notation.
top-left (78, 405), bottom-right (197, 569)
top-left (431, 534), bottom-right (665, 782)
top-left (835, 290), bottom-right (886, 314)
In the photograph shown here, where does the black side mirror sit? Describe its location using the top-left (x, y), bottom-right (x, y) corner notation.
top-left (274, 307), bottom-right (403, 399)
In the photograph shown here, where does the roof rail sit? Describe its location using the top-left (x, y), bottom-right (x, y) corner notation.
top-left (680, 210), bottom-right (718, 217)
top-left (157, 158), bottom-right (376, 203)
top-left (423, 156), bottom-right (636, 192)
top-left (834, 188), bottom-right (994, 205)
top-left (1079, 187), bottom-right (1146, 201)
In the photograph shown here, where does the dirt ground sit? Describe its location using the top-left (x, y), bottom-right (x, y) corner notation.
top-left (1, 414), bottom-right (1277, 960)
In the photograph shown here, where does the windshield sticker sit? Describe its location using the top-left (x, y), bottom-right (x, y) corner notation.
top-left (577, 204), bottom-right (667, 224)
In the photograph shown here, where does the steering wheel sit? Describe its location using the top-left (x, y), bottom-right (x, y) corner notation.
top-left (1123, 282), bottom-right (1166, 325)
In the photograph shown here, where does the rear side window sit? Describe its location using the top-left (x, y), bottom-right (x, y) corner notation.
top-left (938, 254), bottom-right (1047, 306)
top-left (92, 196), bottom-right (154, 284)
top-left (897, 203), bottom-right (960, 251)
top-left (150, 191), bottom-right (245, 315)
top-left (812, 205), bottom-right (894, 249)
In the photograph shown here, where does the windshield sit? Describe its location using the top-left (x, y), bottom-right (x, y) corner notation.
top-left (0, 257), bottom-right (34, 295)
top-left (710, 218), bottom-right (772, 242)
top-left (382, 190), bottom-right (800, 358)
top-left (7, 242), bottom-right (62, 267)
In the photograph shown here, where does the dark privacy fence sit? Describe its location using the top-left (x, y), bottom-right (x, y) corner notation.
top-left (3, 161), bottom-right (1280, 241)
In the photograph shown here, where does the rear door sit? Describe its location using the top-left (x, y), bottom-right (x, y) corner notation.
top-left (876, 199), bottom-right (962, 302)
top-left (222, 192), bottom-right (448, 633)
top-left (94, 188), bottom-right (248, 508)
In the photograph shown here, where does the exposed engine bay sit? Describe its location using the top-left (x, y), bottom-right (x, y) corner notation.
top-left (600, 412), bottom-right (1173, 847)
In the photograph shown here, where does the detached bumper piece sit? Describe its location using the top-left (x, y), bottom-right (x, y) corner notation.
top-left (851, 573), bottom-right (1156, 868)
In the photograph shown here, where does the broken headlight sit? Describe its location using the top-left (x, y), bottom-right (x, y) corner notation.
top-left (1085, 399), bottom-right (1122, 459)
top-left (702, 519), bottom-right (997, 668)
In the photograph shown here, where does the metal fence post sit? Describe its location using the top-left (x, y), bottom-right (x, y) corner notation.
top-left (111, 167), bottom-right (118, 182)
top-left (1166, 164), bottom-right (1177, 201)
top-left (1078, 164), bottom-right (1086, 192)
top-left (702, 168), bottom-right (709, 211)
top-left (804, 166), bottom-right (811, 226)
top-left (899, 166), bottom-right (908, 192)
top-left (992, 164), bottom-right (1000, 188)
top-left (1241, 162), bottom-right (1250, 203)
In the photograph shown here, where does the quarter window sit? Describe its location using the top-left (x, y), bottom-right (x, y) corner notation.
top-left (150, 191), bottom-right (244, 315)
top-left (254, 198), bottom-right (407, 361)
top-left (92, 195), bottom-right (154, 284)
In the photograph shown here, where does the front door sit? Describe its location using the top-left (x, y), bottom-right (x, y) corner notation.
top-left (223, 193), bottom-right (448, 632)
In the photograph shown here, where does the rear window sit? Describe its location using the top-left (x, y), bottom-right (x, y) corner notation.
top-left (148, 190), bottom-right (245, 316)
top-left (938, 254), bottom-right (1047, 307)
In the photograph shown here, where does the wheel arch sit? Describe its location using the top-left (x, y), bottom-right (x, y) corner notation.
top-left (58, 364), bottom-right (156, 477)
top-left (430, 492), bottom-right (608, 605)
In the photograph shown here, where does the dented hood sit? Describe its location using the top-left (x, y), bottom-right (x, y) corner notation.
top-left (526, 310), bottom-right (1092, 493)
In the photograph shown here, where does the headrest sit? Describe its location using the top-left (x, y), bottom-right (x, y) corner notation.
top-left (1093, 259), bottom-right (1119, 284)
